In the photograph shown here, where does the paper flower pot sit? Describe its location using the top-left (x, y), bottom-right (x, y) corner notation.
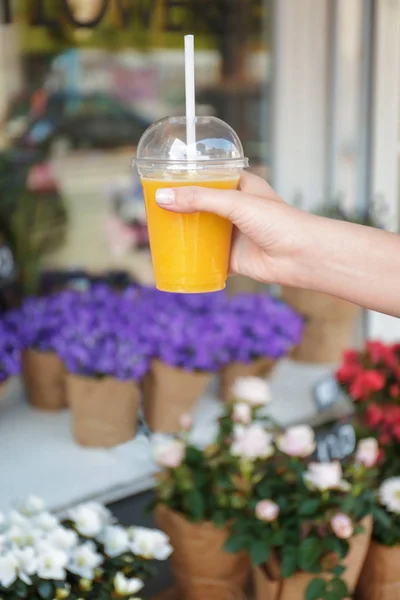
top-left (281, 287), bottom-right (360, 364)
top-left (219, 357), bottom-right (276, 403)
top-left (254, 516), bottom-right (372, 600)
top-left (142, 360), bottom-right (211, 433)
top-left (357, 541), bottom-right (400, 600)
top-left (67, 374), bottom-right (140, 447)
top-left (22, 349), bottom-right (66, 411)
top-left (155, 505), bottom-right (250, 600)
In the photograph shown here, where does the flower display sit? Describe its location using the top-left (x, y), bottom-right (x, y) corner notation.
top-left (0, 313), bottom-right (21, 384)
top-left (223, 292), bottom-right (304, 363)
top-left (55, 285), bottom-right (149, 381)
top-left (152, 376), bottom-right (377, 600)
top-left (0, 496), bottom-right (171, 599)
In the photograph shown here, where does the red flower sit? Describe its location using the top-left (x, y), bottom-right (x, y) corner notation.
top-left (336, 362), bottom-right (362, 385)
top-left (383, 405), bottom-right (400, 426)
top-left (342, 350), bottom-right (360, 363)
top-left (366, 403), bottom-right (383, 427)
top-left (392, 423), bottom-right (400, 442)
top-left (379, 432), bottom-right (391, 446)
top-left (390, 384), bottom-right (400, 399)
top-left (367, 341), bottom-right (388, 364)
top-left (349, 370), bottom-right (385, 400)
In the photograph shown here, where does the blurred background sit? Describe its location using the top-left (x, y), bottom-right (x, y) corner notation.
top-left (0, 0), bottom-right (399, 595)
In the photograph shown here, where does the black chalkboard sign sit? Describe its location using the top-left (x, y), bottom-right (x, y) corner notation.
top-left (315, 419), bottom-right (356, 463)
top-left (313, 374), bottom-right (342, 412)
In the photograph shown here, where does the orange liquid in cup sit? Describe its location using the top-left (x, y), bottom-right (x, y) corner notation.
top-left (141, 177), bottom-right (239, 293)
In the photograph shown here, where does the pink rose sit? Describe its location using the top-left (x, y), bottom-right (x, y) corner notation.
top-left (355, 438), bottom-right (379, 468)
top-left (232, 402), bottom-right (252, 425)
top-left (330, 513), bottom-right (354, 539)
top-left (255, 500), bottom-right (279, 522)
top-left (303, 462), bottom-right (346, 491)
top-left (179, 413), bottom-right (193, 431)
top-left (231, 424), bottom-right (274, 460)
top-left (152, 436), bottom-right (185, 469)
top-left (277, 425), bottom-right (316, 458)
top-left (231, 377), bottom-right (271, 407)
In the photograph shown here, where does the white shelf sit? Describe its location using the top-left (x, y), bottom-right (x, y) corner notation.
top-left (0, 360), bottom-right (350, 514)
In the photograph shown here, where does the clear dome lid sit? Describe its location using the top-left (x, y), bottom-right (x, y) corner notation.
top-left (135, 116), bottom-right (248, 173)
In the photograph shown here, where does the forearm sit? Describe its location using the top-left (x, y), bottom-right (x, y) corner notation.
top-left (284, 213), bottom-right (400, 317)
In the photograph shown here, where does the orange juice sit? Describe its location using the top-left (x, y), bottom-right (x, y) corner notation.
top-left (141, 177), bottom-right (239, 293)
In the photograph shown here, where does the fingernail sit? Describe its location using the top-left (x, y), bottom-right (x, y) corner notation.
top-left (156, 188), bottom-right (175, 205)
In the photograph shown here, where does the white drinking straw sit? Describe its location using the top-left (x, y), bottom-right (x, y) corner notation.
top-left (184, 34), bottom-right (196, 160)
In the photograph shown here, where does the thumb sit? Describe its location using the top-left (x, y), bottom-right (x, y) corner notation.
top-left (154, 185), bottom-right (266, 228)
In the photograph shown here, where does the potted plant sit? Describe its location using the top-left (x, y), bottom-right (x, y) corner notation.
top-left (281, 200), bottom-right (386, 365)
top-left (0, 494), bottom-right (172, 599)
top-left (57, 286), bottom-right (149, 447)
top-left (219, 293), bottom-right (304, 402)
top-left (150, 377), bottom-right (275, 600)
top-left (357, 476), bottom-right (400, 600)
top-left (336, 341), bottom-right (400, 598)
top-left (142, 289), bottom-right (233, 432)
top-left (19, 292), bottom-right (78, 411)
top-left (0, 313), bottom-right (21, 401)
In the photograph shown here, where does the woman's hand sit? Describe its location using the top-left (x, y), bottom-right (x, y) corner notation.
top-left (155, 171), bottom-right (306, 285)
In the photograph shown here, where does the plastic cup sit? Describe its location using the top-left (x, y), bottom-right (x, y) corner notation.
top-left (135, 116), bottom-right (248, 293)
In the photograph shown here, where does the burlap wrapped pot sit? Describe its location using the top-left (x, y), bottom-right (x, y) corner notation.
top-left (142, 360), bottom-right (211, 433)
top-left (219, 357), bottom-right (276, 403)
top-left (254, 516), bottom-right (372, 600)
top-left (67, 374), bottom-right (140, 447)
top-left (281, 287), bottom-right (360, 364)
top-left (22, 349), bottom-right (66, 410)
top-left (155, 505), bottom-right (250, 600)
top-left (357, 541), bottom-right (400, 600)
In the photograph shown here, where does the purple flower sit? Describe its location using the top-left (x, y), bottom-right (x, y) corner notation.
top-left (0, 315), bottom-right (21, 382)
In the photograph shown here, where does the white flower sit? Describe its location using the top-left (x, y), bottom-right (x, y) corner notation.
top-left (255, 500), bottom-right (280, 522)
top-left (152, 435), bottom-right (185, 469)
top-left (68, 502), bottom-right (104, 537)
top-left (9, 510), bottom-right (29, 528)
top-left (303, 462), bottom-right (347, 491)
top-left (232, 402), bottom-right (252, 425)
top-left (277, 425), bottom-right (316, 458)
top-left (231, 377), bottom-right (271, 407)
top-left (380, 477), bottom-right (400, 514)
top-left (114, 572), bottom-right (144, 596)
top-left (0, 552), bottom-right (18, 588)
top-left (128, 527), bottom-right (172, 560)
top-left (231, 423), bottom-right (274, 460)
top-left (36, 547), bottom-right (68, 580)
top-left (355, 438), bottom-right (379, 468)
top-left (18, 495), bottom-right (45, 517)
top-left (34, 511), bottom-right (58, 532)
top-left (68, 542), bottom-right (103, 579)
top-left (47, 527), bottom-right (78, 551)
top-left (103, 525), bottom-right (129, 557)
top-left (330, 513), bottom-right (354, 540)
top-left (14, 547), bottom-right (37, 584)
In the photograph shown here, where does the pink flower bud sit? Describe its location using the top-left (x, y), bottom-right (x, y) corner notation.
top-left (330, 513), bottom-right (354, 539)
top-left (179, 413), bottom-right (193, 431)
top-left (255, 500), bottom-right (279, 522)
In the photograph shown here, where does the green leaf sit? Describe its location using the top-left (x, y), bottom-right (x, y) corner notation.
top-left (328, 577), bottom-right (349, 599)
top-left (186, 489), bottom-right (204, 521)
top-left (305, 577), bottom-right (326, 600)
top-left (299, 499), bottom-right (321, 516)
top-left (224, 534), bottom-right (247, 554)
top-left (298, 538), bottom-right (322, 570)
top-left (249, 540), bottom-right (270, 566)
top-left (373, 506), bottom-right (392, 528)
top-left (212, 511), bottom-right (227, 528)
top-left (331, 564), bottom-right (345, 577)
top-left (281, 548), bottom-right (297, 578)
top-left (38, 582), bottom-right (53, 600)
top-left (185, 446), bottom-right (203, 466)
